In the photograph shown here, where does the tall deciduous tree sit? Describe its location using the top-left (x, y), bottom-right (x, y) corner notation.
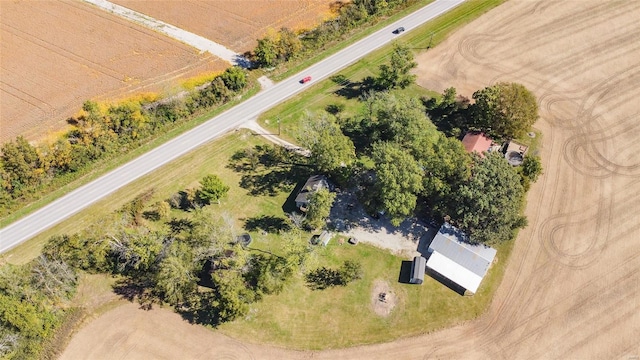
top-left (421, 134), bottom-right (472, 217)
top-left (472, 82), bottom-right (539, 139)
top-left (299, 113), bottom-right (356, 179)
top-left (277, 28), bottom-right (302, 62)
top-left (376, 43), bottom-right (417, 89)
top-left (1, 136), bottom-right (43, 191)
top-left (254, 37), bottom-right (278, 67)
top-left (364, 92), bottom-right (438, 156)
top-left (155, 242), bottom-right (196, 306)
top-left (304, 188), bottom-right (336, 229)
top-left (453, 152), bottom-right (527, 244)
top-left (371, 142), bottom-right (423, 226)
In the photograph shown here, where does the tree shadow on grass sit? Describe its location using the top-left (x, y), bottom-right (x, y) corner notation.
top-left (239, 169), bottom-right (298, 196)
top-left (143, 210), bottom-right (160, 221)
top-left (167, 218), bottom-right (192, 234)
top-left (244, 215), bottom-right (291, 233)
top-left (334, 76), bottom-right (378, 100)
top-left (397, 260), bottom-right (413, 284)
top-left (228, 145), bottom-right (313, 197)
top-left (112, 276), bottom-right (156, 310)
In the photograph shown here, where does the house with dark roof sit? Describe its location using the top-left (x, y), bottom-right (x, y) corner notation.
top-left (295, 175), bottom-right (330, 210)
top-left (461, 132), bottom-right (495, 157)
top-left (426, 222), bottom-right (497, 294)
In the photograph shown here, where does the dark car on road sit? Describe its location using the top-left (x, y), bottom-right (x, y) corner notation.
top-left (393, 26), bottom-right (405, 34)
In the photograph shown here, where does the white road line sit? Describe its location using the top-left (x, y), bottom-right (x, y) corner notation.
top-left (83, 0), bottom-right (241, 64)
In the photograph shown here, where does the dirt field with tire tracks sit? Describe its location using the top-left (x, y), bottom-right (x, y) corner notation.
top-left (110, 0), bottom-right (335, 52)
top-left (60, 1), bottom-right (640, 359)
top-left (0, 0), bottom-right (226, 144)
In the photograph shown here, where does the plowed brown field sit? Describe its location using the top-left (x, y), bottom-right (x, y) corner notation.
top-left (0, 0), bottom-right (226, 143)
top-left (60, 0), bottom-right (640, 359)
top-left (111, 0), bottom-right (335, 52)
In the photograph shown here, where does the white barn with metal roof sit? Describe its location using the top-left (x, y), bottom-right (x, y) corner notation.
top-left (426, 223), bottom-right (497, 294)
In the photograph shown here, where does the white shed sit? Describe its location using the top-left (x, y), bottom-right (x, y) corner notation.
top-left (410, 256), bottom-right (426, 285)
top-left (426, 223), bottom-right (496, 294)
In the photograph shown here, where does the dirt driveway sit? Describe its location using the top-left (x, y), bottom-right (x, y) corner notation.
top-left (60, 1), bottom-right (640, 359)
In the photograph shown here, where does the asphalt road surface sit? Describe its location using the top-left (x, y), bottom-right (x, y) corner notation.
top-left (0, 0), bottom-right (465, 253)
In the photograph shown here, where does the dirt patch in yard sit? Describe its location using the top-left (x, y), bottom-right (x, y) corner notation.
top-left (371, 279), bottom-right (397, 317)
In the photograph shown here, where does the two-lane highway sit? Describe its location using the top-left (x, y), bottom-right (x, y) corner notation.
top-left (0, 0), bottom-right (465, 253)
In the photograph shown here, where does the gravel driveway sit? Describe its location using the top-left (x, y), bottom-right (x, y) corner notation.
top-left (328, 189), bottom-right (436, 258)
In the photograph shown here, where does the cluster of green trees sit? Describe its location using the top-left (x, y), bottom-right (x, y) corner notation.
top-left (0, 0), bottom-right (420, 219)
top-left (0, 256), bottom-right (77, 359)
top-left (251, 0), bottom-right (417, 68)
top-left (37, 173), bottom-right (319, 328)
top-left (0, 66), bottom-right (247, 218)
top-left (296, 46), bottom-right (541, 244)
top-left (305, 260), bottom-right (362, 290)
top-left (425, 83), bottom-right (539, 141)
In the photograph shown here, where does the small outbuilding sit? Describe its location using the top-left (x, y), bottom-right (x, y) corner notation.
top-left (461, 132), bottom-right (494, 157)
top-left (426, 223), bottom-right (496, 294)
top-left (295, 175), bottom-right (330, 211)
top-left (319, 230), bottom-right (331, 246)
top-left (503, 140), bottom-right (529, 166)
top-left (410, 256), bottom-right (426, 285)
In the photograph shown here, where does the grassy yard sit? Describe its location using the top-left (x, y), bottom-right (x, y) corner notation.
top-left (220, 239), bottom-right (513, 349)
top-left (5, 127), bottom-right (514, 350)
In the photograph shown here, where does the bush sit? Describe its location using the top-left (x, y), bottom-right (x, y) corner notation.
top-left (305, 260), bottom-right (362, 290)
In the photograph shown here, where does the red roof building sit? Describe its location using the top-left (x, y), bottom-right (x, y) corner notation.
top-left (461, 132), bottom-right (493, 157)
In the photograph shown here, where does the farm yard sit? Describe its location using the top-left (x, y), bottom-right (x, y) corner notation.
top-left (110, 0), bottom-right (336, 52)
top-left (58, 0), bottom-right (640, 359)
top-left (0, 0), bottom-right (227, 144)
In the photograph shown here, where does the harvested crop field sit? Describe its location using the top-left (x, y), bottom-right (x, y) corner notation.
top-left (60, 0), bottom-right (640, 359)
top-left (110, 0), bottom-right (336, 52)
top-left (0, 0), bottom-right (226, 144)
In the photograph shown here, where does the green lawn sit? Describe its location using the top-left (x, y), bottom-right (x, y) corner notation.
top-left (6, 127), bottom-right (514, 350)
top-left (220, 239), bottom-right (514, 349)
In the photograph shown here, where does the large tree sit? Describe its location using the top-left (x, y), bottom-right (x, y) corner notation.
top-left (1, 136), bottom-right (43, 192)
top-left (299, 113), bottom-right (356, 180)
top-left (364, 92), bottom-right (439, 156)
top-left (452, 152), bottom-right (527, 244)
top-left (154, 242), bottom-right (196, 306)
top-left (421, 134), bottom-right (472, 217)
top-left (370, 142), bottom-right (423, 226)
top-left (304, 188), bottom-right (336, 229)
top-left (219, 66), bottom-right (247, 92)
top-left (472, 82), bottom-right (539, 139)
top-left (376, 43), bottom-right (417, 89)
top-left (254, 37), bottom-right (278, 67)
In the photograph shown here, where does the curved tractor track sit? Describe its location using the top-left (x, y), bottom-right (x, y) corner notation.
top-left (60, 1), bottom-right (640, 359)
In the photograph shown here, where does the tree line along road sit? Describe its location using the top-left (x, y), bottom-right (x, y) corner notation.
top-left (0, 0), bottom-right (466, 253)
